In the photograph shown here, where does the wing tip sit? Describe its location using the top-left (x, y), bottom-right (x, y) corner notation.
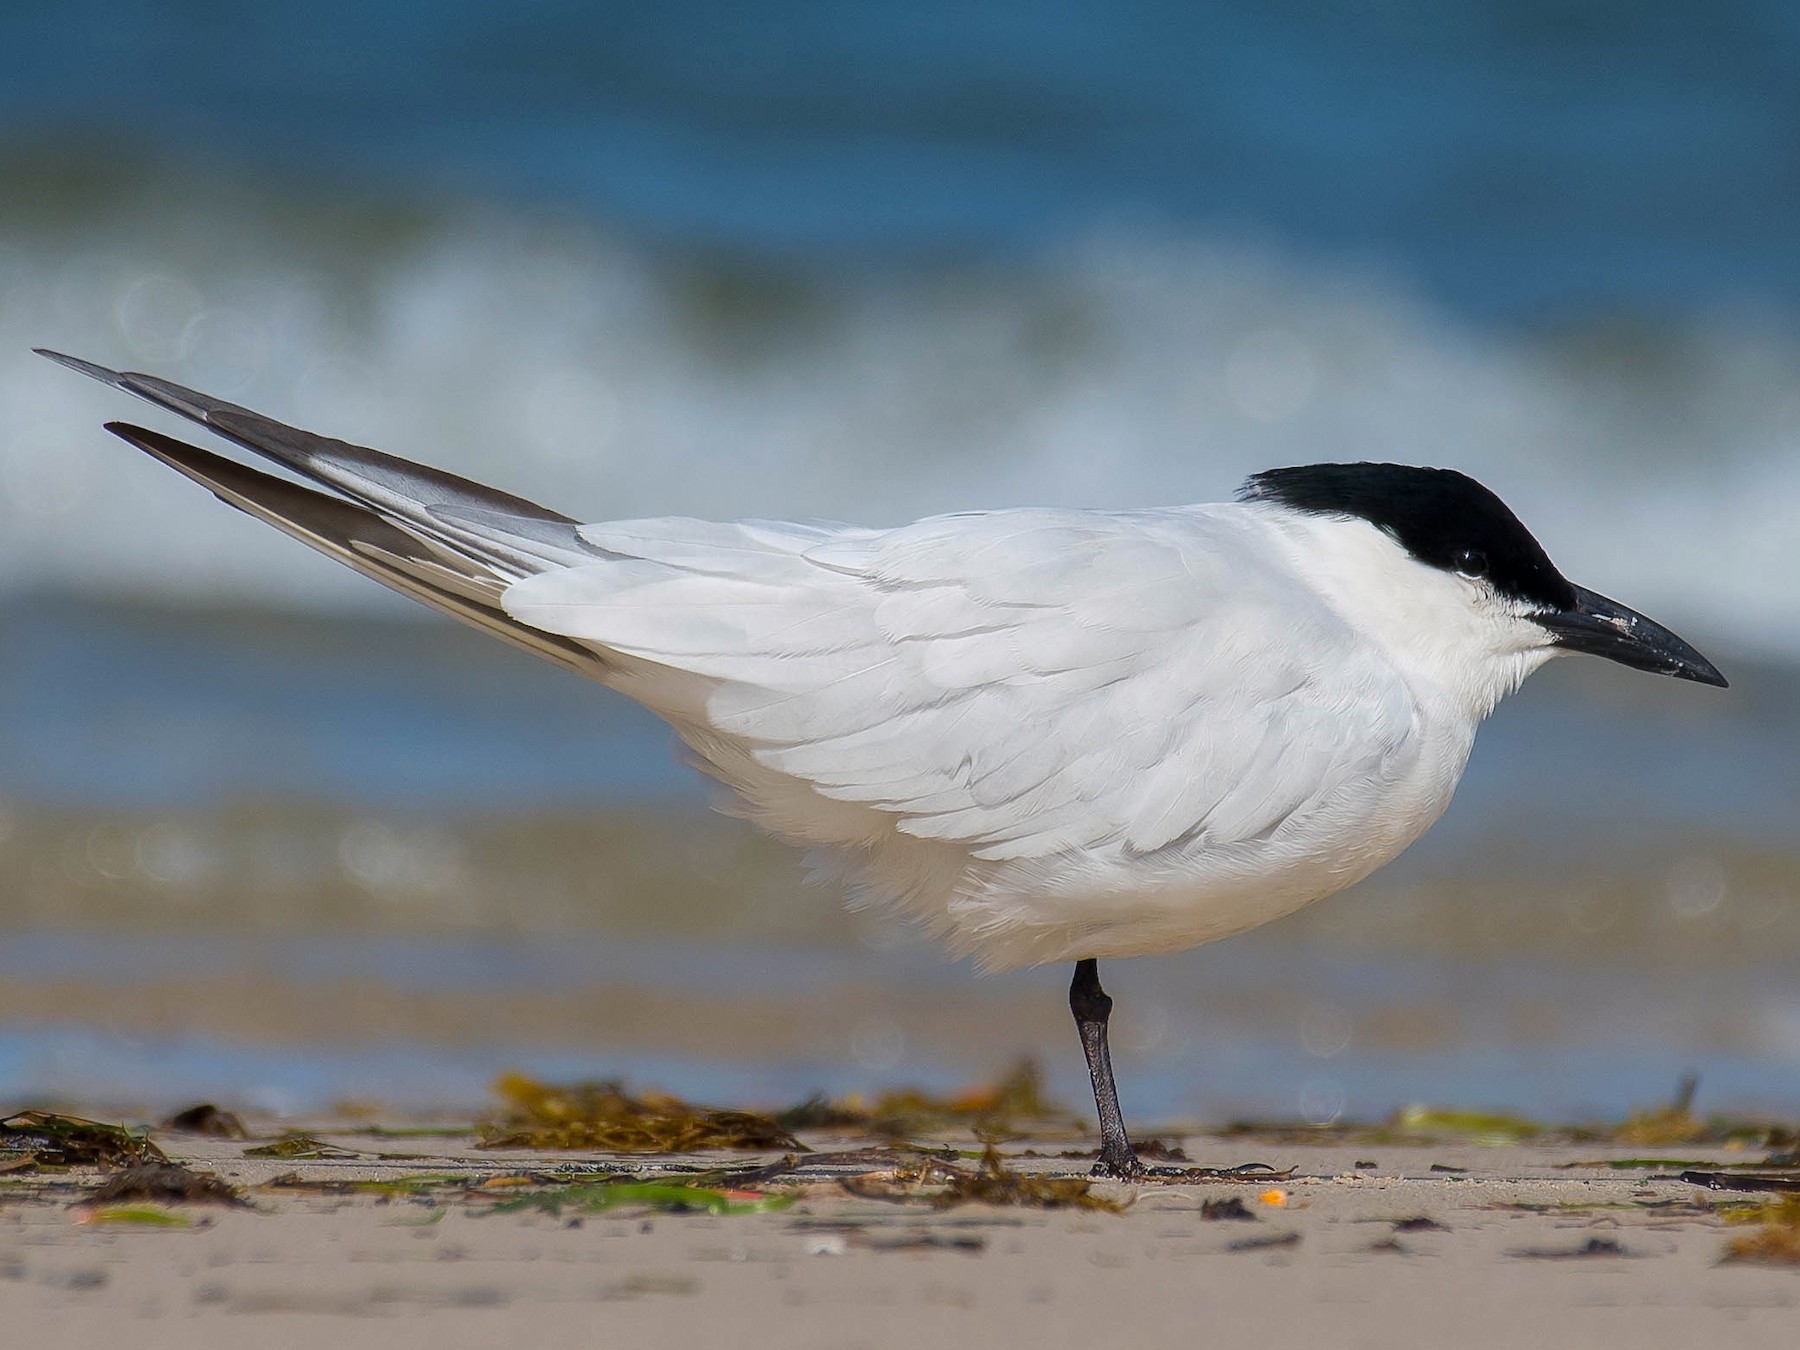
top-left (104, 421), bottom-right (230, 481)
top-left (35, 348), bottom-right (126, 386)
top-left (103, 419), bottom-right (172, 453)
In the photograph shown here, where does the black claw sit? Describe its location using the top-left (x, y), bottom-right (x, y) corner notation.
top-left (1091, 1155), bottom-right (1146, 1181)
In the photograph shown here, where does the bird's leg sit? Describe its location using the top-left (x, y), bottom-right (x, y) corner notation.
top-left (1069, 958), bottom-right (1142, 1179)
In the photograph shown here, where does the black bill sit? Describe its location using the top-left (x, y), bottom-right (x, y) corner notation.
top-left (1537, 585), bottom-right (1728, 687)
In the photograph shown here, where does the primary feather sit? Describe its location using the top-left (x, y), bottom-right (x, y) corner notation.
top-left (43, 352), bottom-right (1466, 969)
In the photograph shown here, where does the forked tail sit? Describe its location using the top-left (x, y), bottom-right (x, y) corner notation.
top-left (37, 350), bottom-right (607, 676)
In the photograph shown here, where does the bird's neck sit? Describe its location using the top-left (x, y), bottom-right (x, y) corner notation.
top-left (1260, 509), bottom-right (1556, 725)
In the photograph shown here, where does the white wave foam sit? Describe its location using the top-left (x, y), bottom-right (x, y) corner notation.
top-left (5, 188), bottom-right (1797, 657)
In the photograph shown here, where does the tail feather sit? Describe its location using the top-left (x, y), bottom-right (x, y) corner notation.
top-left (36, 348), bottom-right (595, 579)
top-left (105, 421), bottom-right (605, 677)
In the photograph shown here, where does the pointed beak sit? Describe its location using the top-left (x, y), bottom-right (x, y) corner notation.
top-left (1536, 585), bottom-right (1727, 688)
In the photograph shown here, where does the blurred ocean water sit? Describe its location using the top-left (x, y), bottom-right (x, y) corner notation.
top-left (1, 0), bottom-right (1797, 1115)
top-left (5, 1), bottom-right (1800, 317)
top-left (0, 2), bottom-right (1797, 652)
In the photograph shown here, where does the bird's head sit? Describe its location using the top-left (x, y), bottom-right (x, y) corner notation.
top-left (1242, 462), bottom-right (1727, 719)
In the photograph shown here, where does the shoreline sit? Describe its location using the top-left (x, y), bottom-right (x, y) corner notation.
top-left (4, 1109), bottom-right (1798, 1346)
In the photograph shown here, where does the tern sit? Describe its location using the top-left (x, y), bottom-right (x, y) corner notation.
top-left (40, 349), bottom-right (1727, 1177)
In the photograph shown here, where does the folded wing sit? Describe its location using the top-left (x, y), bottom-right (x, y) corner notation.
top-left (504, 507), bottom-right (1416, 863)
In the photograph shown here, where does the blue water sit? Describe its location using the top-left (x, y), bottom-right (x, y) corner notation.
top-left (5, 928), bottom-right (1799, 1122)
top-left (5, 1), bottom-right (1799, 322)
top-left (0, 597), bottom-right (690, 809)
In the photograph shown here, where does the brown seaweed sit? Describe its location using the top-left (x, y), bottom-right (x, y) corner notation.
top-left (479, 1073), bottom-right (804, 1154)
top-left (84, 1164), bottom-right (249, 1208)
top-left (0, 1111), bottom-right (167, 1169)
top-left (160, 1104), bottom-right (249, 1139)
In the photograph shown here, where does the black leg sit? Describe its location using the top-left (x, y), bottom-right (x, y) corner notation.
top-left (1070, 958), bottom-right (1142, 1178)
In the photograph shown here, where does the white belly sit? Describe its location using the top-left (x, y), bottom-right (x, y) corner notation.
top-left (836, 706), bottom-right (1478, 971)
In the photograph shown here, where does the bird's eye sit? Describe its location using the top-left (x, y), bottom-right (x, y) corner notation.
top-left (1453, 549), bottom-right (1489, 579)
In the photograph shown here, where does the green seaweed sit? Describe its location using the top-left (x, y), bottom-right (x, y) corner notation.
top-left (244, 1134), bottom-right (358, 1160)
top-left (483, 1180), bottom-right (794, 1218)
top-left (1395, 1106), bottom-right (1542, 1145)
top-left (352, 1172), bottom-right (473, 1195)
top-left (81, 1205), bottom-right (193, 1227)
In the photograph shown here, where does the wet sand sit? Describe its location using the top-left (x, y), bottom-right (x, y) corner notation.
top-left (3, 1118), bottom-right (1797, 1348)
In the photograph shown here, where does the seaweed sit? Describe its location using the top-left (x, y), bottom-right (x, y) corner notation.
top-left (479, 1073), bottom-right (804, 1154)
top-left (0, 1111), bottom-right (167, 1169)
top-left (936, 1147), bottom-right (1122, 1212)
top-left (841, 1146), bottom-right (1123, 1213)
top-left (1199, 1196), bottom-right (1256, 1221)
top-left (481, 1180), bottom-right (794, 1218)
top-left (779, 1060), bottom-right (1075, 1139)
top-left (257, 1171), bottom-right (472, 1197)
top-left (1392, 1216), bottom-right (1447, 1232)
top-left (1509, 1237), bottom-right (1631, 1260)
top-left (1679, 1169), bottom-right (1800, 1193)
top-left (1722, 1196), bottom-right (1800, 1266)
top-left (1227, 1231), bottom-right (1300, 1252)
top-left (1395, 1106), bottom-right (1542, 1146)
top-left (160, 1104), bottom-right (248, 1139)
top-left (84, 1164), bottom-right (249, 1208)
top-left (75, 1206), bottom-right (194, 1227)
top-left (243, 1133), bottom-right (358, 1160)
top-left (348, 1172), bottom-right (475, 1196)
top-left (1611, 1073), bottom-right (1708, 1147)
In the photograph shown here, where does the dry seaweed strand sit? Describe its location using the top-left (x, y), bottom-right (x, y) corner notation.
top-left (1611, 1073), bottom-right (1711, 1147)
top-left (781, 1059), bottom-right (1078, 1140)
top-left (0, 1111), bottom-right (167, 1170)
top-left (1722, 1196), bottom-right (1800, 1266)
top-left (480, 1178), bottom-right (794, 1217)
top-left (479, 1073), bottom-right (805, 1154)
top-left (243, 1133), bottom-right (359, 1160)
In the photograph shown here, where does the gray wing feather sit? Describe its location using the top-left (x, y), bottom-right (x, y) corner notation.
top-left (36, 349), bottom-right (594, 578)
top-left (103, 421), bottom-right (603, 677)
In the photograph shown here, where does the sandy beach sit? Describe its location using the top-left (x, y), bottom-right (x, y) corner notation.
top-left (4, 1104), bottom-right (1799, 1350)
